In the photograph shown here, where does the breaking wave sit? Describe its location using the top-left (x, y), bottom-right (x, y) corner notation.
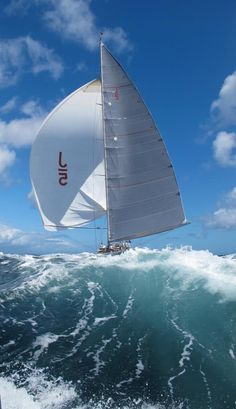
top-left (1, 247), bottom-right (236, 408)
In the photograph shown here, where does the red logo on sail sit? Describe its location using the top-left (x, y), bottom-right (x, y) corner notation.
top-left (115, 87), bottom-right (120, 101)
top-left (58, 152), bottom-right (68, 186)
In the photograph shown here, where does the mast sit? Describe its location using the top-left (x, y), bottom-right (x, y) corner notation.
top-left (100, 36), bottom-right (111, 246)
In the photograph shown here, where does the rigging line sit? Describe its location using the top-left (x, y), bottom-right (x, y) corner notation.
top-left (44, 225), bottom-right (107, 230)
top-left (101, 43), bottom-right (110, 245)
top-left (92, 90), bottom-right (98, 249)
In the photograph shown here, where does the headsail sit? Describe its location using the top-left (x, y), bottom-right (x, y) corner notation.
top-left (101, 43), bottom-right (186, 242)
top-left (30, 80), bottom-right (106, 231)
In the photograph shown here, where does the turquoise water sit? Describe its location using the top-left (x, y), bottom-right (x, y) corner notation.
top-left (0, 247), bottom-right (236, 408)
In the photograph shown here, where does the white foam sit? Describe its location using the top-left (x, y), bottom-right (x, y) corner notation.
top-left (199, 366), bottom-right (212, 404)
top-left (68, 246), bottom-right (236, 302)
top-left (116, 377), bottom-right (134, 389)
top-left (94, 316), bottom-right (117, 325)
top-left (0, 373), bottom-right (77, 409)
top-left (135, 335), bottom-right (146, 378)
top-left (33, 333), bottom-right (59, 360)
top-left (3, 247), bottom-right (236, 302)
top-left (161, 247), bottom-right (236, 302)
top-left (168, 319), bottom-right (195, 399)
top-left (136, 359), bottom-right (144, 377)
top-left (0, 378), bottom-right (41, 409)
top-left (123, 294), bottom-right (134, 318)
top-left (2, 340), bottom-right (15, 349)
top-left (91, 338), bottom-right (113, 376)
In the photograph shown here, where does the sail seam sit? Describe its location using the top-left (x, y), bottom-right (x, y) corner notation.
top-left (109, 190), bottom-right (180, 210)
top-left (107, 175), bottom-right (173, 188)
top-left (110, 221), bottom-right (186, 242)
top-left (111, 204), bottom-right (182, 222)
top-left (104, 83), bottom-right (131, 88)
top-left (108, 173), bottom-right (172, 182)
top-left (105, 146), bottom-right (164, 157)
top-left (104, 128), bottom-right (155, 137)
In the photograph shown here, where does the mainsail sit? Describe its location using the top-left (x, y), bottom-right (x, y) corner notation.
top-left (30, 42), bottom-right (187, 244)
top-left (100, 43), bottom-right (186, 242)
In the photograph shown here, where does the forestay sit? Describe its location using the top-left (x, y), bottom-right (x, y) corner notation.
top-left (30, 80), bottom-right (106, 231)
top-left (101, 44), bottom-right (186, 242)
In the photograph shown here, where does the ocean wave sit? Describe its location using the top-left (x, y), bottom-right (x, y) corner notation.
top-left (1, 246), bottom-right (236, 302)
top-left (1, 247), bottom-right (236, 408)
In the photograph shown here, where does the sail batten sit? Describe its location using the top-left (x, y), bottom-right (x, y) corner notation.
top-left (101, 43), bottom-right (186, 242)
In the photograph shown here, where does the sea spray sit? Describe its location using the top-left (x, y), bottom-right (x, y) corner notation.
top-left (1, 247), bottom-right (236, 408)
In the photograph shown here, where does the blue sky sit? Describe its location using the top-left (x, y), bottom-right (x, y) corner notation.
top-left (0, 0), bottom-right (236, 254)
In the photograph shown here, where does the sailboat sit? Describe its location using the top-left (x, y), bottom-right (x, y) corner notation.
top-left (30, 41), bottom-right (187, 254)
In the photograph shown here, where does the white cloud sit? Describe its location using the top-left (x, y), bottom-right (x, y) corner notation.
top-left (103, 27), bottom-right (132, 53)
top-left (0, 100), bottom-right (46, 180)
top-left (6, 0), bottom-right (132, 53)
top-left (75, 62), bottom-right (87, 72)
top-left (21, 100), bottom-right (45, 117)
top-left (0, 223), bottom-right (79, 254)
top-left (44, 0), bottom-right (132, 52)
top-left (0, 145), bottom-right (16, 176)
top-left (0, 36), bottom-right (63, 87)
top-left (206, 208), bottom-right (236, 230)
top-left (0, 38), bottom-right (24, 86)
top-left (44, 0), bottom-right (98, 50)
top-left (0, 99), bottom-right (46, 148)
top-left (227, 187), bottom-right (236, 201)
top-left (24, 36), bottom-right (63, 79)
top-left (206, 187), bottom-right (236, 230)
top-left (211, 71), bottom-right (236, 127)
top-left (4, 0), bottom-right (33, 15)
top-left (213, 131), bottom-right (236, 167)
top-left (0, 115), bottom-right (45, 148)
top-left (0, 224), bottom-right (21, 240)
top-left (0, 97), bottom-right (17, 114)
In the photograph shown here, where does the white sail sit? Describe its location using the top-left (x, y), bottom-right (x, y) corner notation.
top-left (80, 160), bottom-right (106, 210)
top-left (101, 43), bottom-right (186, 242)
top-left (30, 79), bottom-right (106, 231)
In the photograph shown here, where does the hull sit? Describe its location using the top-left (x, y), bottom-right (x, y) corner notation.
top-left (97, 242), bottom-right (131, 255)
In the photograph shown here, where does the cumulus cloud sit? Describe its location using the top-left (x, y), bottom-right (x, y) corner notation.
top-left (0, 223), bottom-right (79, 254)
top-left (0, 145), bottom-right (16, 177)
top-left (21, 99), bottom-right (45, 117)
top-left (75, 62), bottom-right (87, 72)
top-left (211, 71), bottom-right (236, 128)
top-left (0, 97), bottom-right (17, 114)
top-left (45, 0), bottom-right (132, 52)
top-left (103, 27), bottom-right (132, 54)
top-left (205, 187), bottom-right (236, 230)
top-left (24, 36), bottom-right (63, 78)
top-left (0, 101), bottom-right (46, 148)
top-left (213, 131), bottom-right (236, 167)
top-left (227, 187), bottom-right (236, 201)
top-left (206, 208), bottom-right (236, 230)
top-left (4, 0), bottom-right (34, 15)
top-left (44, 0), bottom-right (98, 50)
top-left (0, 36), bottom-right (63, 87)
top-left (5, 0), bottom-right (132, 53)
top-left (0, 99), bottom-right (46, 177)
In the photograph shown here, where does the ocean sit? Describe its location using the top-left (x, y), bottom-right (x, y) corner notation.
top-left (0, 247), bottom-right (236, 409)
